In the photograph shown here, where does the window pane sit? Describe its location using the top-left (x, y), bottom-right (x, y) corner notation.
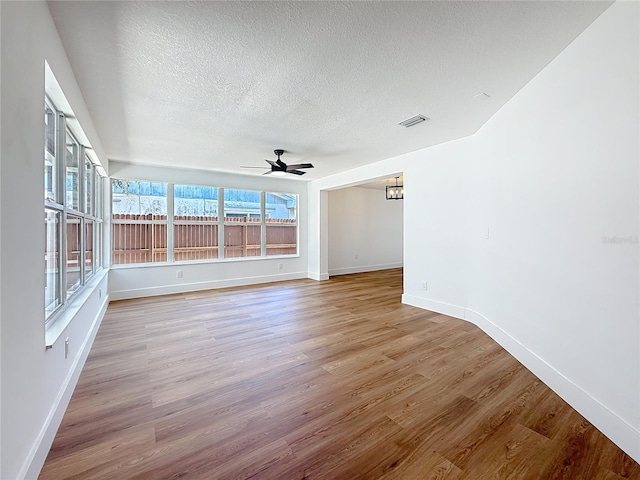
top-left (265, 193), bottom-right (296, 220)
top-left (265, 193), bottom-right (297, 255)
top-left (111, 180), bottom-right (168, 265)
top-left (44, 104), bottom-right (57, 202)
top-left (224, 224), bottom-right (261, 258)
top-left (223, 189), bottom-right (261, 258)
top-left (112, 180), bottom-right (167, 215)
top-left (174, 185), bottom-right (219, 261)
top-left (65, 131), bottom-right (80, 210)
top-left (175, 224), bottom-right (219, 261)
top-left (84, 157), bottom-right (93, 215)
top-left (94, 221), bottom-right (102, 270)
top-left (112, 222), bottom-right (167, 265)
top-left (94, 171), bottom-right (103, 220)
top-left (223, 189), bottom-right (261, 221)
top-left (66, 213), bottom-right (82, 297)
top-left (45, 209), bottom-right (61, 319)
top-left (265, 224), bottom-right (297, 256)
top-left (174, 184), bottom-right (218, 217)
top-left (85, 220), bottom-right (94, 278)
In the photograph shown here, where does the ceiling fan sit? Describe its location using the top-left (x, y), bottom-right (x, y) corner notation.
top-left (241, 149), bottom-right (314, 176)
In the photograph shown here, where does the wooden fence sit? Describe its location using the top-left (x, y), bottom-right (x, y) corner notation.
top-left (112, 214), bottom-right (296, 264)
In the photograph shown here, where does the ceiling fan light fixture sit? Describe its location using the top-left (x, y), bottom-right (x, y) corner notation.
top-left (270, 170), bottom-right (286, 177)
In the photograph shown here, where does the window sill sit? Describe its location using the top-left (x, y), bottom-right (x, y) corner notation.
top-left (45, 268), bottom-right (109, 348)
top-left (109, 254), bottom-right (300, 269)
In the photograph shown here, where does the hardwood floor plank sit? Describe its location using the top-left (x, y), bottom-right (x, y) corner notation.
top-left (40, 269), bottom-right (639, 479)
top-left (40, 424), bottom-right (156, 479)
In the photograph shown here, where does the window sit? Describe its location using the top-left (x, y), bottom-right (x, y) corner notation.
top-left (44, 96), bottom-right (105, 326)
top-left (45, 98), bottom-right (63, 320)
top-left (111, 181), bottom-right (298, 265)
top-left (65, 131), bottom-right (80, 211)
top-left (265, 193), bottom-right (297, 255)
top-left (223, 189), bottom-right (261, 258)
top-left (66, 213), bottom-right (82, 297)
top-left (44, 209), bottom-right (61, 318)
top-left (44, 102), bottom-right (57, 202)
top-left (85, 220), bottom-right (94, 278)
top-left (174, 184), bottom-right (219, 261)
top-left (94, 170), bottom-right (103, 271)
top-left (112, 180), bottom-right (168, 264)
top-left (84, 156), bottom-right (93, 216)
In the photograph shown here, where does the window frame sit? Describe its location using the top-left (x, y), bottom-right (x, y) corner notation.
top-left (111, 180), bottom-right (169, 265)
top-left (265, 192), bottom-right (298, 257)
top-left (45, 95), bottom-right (105, 328)
top-left (44, 99), bottom-right (59, 204)
top-left (44, 208), bottom-right (62, 320)
top-left (173, 184), bottom-right (220, 262)
top-left (222, 187), bottom-right (262, 259)
top-left (110, 180), bottom-right (299, 266)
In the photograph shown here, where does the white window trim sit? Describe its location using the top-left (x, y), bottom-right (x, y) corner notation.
top-left (110, 181), bottom-right (299, 266)
top-left (45, 95), bottom-right (106, 331)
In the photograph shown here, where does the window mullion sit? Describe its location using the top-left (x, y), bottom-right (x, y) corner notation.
top-left (260, 191), bottom-right (266, 257)
top-left (167, 183), bottom-right (174, 263)
top-left (218, 188), bottom-right (224, 259)
top-left (57, 113), bottom-right (67, 306)
top-left (78, 146), bottom-right (86, 285)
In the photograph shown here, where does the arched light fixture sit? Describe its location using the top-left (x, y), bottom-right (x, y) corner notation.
top-left (386, 176), bottom-right (404, 200)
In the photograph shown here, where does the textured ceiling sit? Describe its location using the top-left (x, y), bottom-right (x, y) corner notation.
top-left (358, 176), bottom-right (404, 191)
top-left (47, 1), bottom-right (611, 181)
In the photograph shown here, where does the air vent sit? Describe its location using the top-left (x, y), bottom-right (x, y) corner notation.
top-left (399, 114), bottom-right (428, 128)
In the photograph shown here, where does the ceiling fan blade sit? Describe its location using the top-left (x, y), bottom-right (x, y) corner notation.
top-left (240, 166), bottom-right (268, 169)
top-left (287, 170), bottom-right (306, 175)
top-left (262, 171), bottom-right (273, 175)
top-left (286, 163), bottom-right (314, 170)
top-left (266, 159), bottom-right (281, 168)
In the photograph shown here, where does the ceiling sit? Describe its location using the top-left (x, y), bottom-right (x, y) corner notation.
top-left (358, 176), bottom-right (403, 192)
top-left (47, 1), bottom-right (611, 181)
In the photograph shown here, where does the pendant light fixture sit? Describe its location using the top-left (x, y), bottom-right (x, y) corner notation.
top-left (386, 176), bottom-right (404, 200)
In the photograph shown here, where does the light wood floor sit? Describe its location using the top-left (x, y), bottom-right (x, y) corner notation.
top-left (40, 269), bottom-right (639, 479)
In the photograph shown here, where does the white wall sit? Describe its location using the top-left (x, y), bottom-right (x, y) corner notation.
top-left (328, 186), bottom-right (403, 276)
top-left (310, 1), bottom-right (639, 462)
top-left (0, 2), bottom-right (110, 479)
top-left (404, 1), bottom-right (639, 459)
top-left (108, 162), bottom-right (309, 299)
top-left (309, 161), bottom-right (405, 280)
top-left (1, 2), bottom-right (637, 478)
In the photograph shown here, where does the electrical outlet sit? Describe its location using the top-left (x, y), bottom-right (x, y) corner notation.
top-left (355, 254), bottom-right (359, 260)
top-left (99, 288), bottom-right (102, 299)
top-left (176, 270), bottom-right (183, 279)
top-left (486, 227), bottom-right (490, 240)
top-left (64, 338), bottom-right (70, 359)
top-left (421, 280), bottom-right (427, 290)
top-left (278, 263), bottom-right (283, 270)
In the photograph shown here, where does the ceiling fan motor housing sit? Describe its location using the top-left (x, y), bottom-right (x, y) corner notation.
top-left (241, 149), bottom-right (313, 175)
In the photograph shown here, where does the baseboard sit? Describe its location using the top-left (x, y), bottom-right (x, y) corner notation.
top-left (401, 294), bottom-right (466, 319)
top-left (110, 271), bottom-right (308, 301)
top-left (401, 295), bottom-right (640, 463)
top-left (22, 293), bottom-right (109, 480)
top-left (329, 262), bottom-right (403, 277)
top-left (308, 271), bottom-right (329, 281)
top-left (463, 308), bottom-right (640, 464)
